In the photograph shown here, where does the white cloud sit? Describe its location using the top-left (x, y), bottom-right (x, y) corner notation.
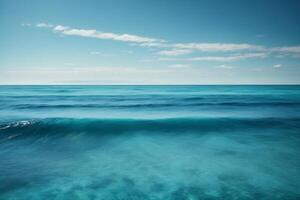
top-left (36, 23), bottom-right (53, 28)
top-left (150, 42), bottom-right (268, 63)
top-left (138, 42), bottom-right (169, 48)
top-left (33, 22), bottom-right (300, 64)
top-left (141, 42), bottom-right (264, 53)
top-left (157, 49), bottom-right (192, 56)
top-left (21, 23), bottom-right (31, 27)
top-left (168, 64), bottom-right (190, 68)
top-left (273, 64), bottom-right (282, 68)
top-left (159, 53), bottom-right (267, 62)
top-left (53, 25), bottom-right (69, 31)
top-left (272, 46), bottom-right (300, 55)
top-left (189, 53), bottom-right (267, 62)
top-left (173, 43), bottom-right (263, 52)
top-left (37, 25), bottom-right (265, 54)
top-left (40, 24), bottom-right (164, 43)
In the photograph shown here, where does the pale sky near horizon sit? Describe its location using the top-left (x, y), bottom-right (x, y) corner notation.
top-left (1, 0), bottom-right (300, 84)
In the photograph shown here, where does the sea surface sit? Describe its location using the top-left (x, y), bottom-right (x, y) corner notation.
top-left (0, 85), bottom-right (300, 200)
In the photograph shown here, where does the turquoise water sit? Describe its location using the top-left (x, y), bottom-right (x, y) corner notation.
top-left (0, 85), bottom-right (300, 199)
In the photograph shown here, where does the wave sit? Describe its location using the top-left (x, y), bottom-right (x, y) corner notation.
top-left (3, 101), bottom-right (300, 110)
top-left (1, 117), bottom-right (300, 141)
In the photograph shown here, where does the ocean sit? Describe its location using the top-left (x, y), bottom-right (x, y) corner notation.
top-left (0, 85), bottom-right (300, 200)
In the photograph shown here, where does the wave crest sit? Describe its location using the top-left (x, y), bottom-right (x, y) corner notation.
top-left (1, 117), bottom-right (299, 140)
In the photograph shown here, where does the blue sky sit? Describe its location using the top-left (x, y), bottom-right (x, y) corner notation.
top-left (1, 0), bottom-right (300, 84)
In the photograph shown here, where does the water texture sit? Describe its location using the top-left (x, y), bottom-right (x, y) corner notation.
top-left (0, 85), bottom-right (300, 199)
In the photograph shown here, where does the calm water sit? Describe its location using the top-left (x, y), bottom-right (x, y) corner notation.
top-left (0, 85), bottom-right (300, 199)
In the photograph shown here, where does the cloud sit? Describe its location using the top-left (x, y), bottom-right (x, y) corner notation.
top-left (158, 53), bottom-right (267, 62)
top-left (138, 42), bottom-right (169, 48)
top-left (168, 64), bottom-right (190, 68)
top-left (36, 24), bottom-right (265, 54)
top-left (272, 46), bottom-right (300, 56)
top-left (157, 49), bottom-right (192, 56)
top-left (21, 23), bottom-right (31, 27)
top-left (33, 22), bottom-right (300, 63)
top-left (53, 25), bottom-right (69, 31)
top-left (172, 43), bottom-right (264, 52)
top-left (189, 53), bottom-right (267, 62)
top-left (160, 53), bottom-right (267, 62)
top-left (38, 24), bottom-right (164, 43)
top-left (273, 64), bottom-right (282, 68)
top-left (141, 42), bottom-right (264, 52)
top-left (142, 42), bottom-right (264, 54)
top-left (36, 23), bottom-right (53, 28)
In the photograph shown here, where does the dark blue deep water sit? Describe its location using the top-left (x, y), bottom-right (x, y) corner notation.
top-left (0, 85), bottom-right (300, 199)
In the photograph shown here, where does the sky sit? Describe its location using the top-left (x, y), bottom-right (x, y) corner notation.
top-left (0, 0), bottom-right (300, 84)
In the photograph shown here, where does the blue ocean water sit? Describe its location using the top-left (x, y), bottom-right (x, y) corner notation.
top-left (0, 85), bottom-right (300, 200)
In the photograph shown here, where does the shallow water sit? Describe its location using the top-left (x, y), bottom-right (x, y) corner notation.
top-left (0, 85), bottom-right (300, 199)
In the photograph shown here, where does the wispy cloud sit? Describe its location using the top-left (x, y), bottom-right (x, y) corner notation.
top-left (272, 46), bottom-right (300, 56)
top-left (32, 23), bottom-right (300, 63)
top-left (160, 53), bottom-right (267, 62)
top-left (36, 23), bottom-right (53, 28)
top-left (157, 49), bottom-right (192, 56)
top-left (273, 64), bottom-right (282, 68)
top-left (38, 24), bottom-right (165, 43)
top-left (21, 23), bottom-right (31, 27)
top-left (35, 23), bottom-right (266, 53)
top-left (53, 25), bottom-right (69, 31)
top-left (191, 53), bottom-right (266, 61)
top-left (138, 42), bottom-right (168, 48)
top-left (172, 43), bottom-right (264, 52)
top-left (140, 42), bottom-right (263, 52)
top-left (153, 42), bottom-right (265, 58)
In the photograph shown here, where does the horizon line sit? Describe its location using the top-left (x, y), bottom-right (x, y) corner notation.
top-left (0, 84), bottom-right (300, 86)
